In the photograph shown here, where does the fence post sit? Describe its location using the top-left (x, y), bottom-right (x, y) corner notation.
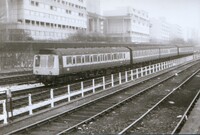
top-left (50, 89), bottom-right (54, 108)
top-left (136, 69), bottom-right (139, 78)
top-left (152, 65), bottom-right (155, 73)
top-left (149, 66), bottom-right (151, 74)
top-left (1, 100), bottom-right (8, 124)
top-left (145, 66), bottom-right (148, 75)
top-left (159, 63), bottom-right (162, 71)
top-left (111, 74), bottom-right (114, 87)
top-left (131, 70), bottom-right (133, 80)
top-left (81, 81), bottom-right (84, 97)
top-left (103, 76), bottom-right (105, 90)
top-left (28, 94), bottom-right (33, 115)
top-left (125, 71), bottom-right (128, 82)
top-left (119, 72), bottom-right (122, 84)
top-left (92, 79), bottom-right (95, 93)
top-left (68, 85), bottom-right (71, 102)
top-left (141, 68), bottom-right (143, 77)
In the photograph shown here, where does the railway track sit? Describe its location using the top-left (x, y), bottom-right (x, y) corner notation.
top-left (119, 71), bottom-right (200, 134)
top-left (4, 60), bottom-right (200, 134)
top-left (0, 73), bottom-right (35, 86)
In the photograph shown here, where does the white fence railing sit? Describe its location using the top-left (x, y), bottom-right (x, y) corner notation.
top-left (0, 54), bottom-right (199, 124)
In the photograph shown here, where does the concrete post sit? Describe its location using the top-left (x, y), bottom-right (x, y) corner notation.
top-left (136, 69), bottom-right (139, 78)
top-left (111, 74), bottom-right (114, 87)
top-left (28, 94), bottom-right (33, 115)
top-left (103, 76), bottom-right (105, 90)
top-left (50, 89), bottom-right (54, 108)
top-left (119, 72), bottom-right (122, 84)
top-left (81, 81), bottom-right (84, 97)
top-left (1, 100), bottom-right (8, 124)
top-left (125, 71), bottom-right (128, 82)
top-left (131, 70), bottom-right (133, 80)
top-left (92, 79), bottom-right (95, 93)
top-left (68, 85), bottom-right (71, 102)
top-left (141, 68), bottom-right (143, 77)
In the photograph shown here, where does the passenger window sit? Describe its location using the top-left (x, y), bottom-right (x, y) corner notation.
top-left (35, 55), bottom-right (40, 67)
top-left (114, 54), bottom-right (117, 59)
top-left (90, 55), bottom-right (93, 62)
top-left (81, 56), bottom-right (85, 63)
top-left (48, 55), bottom-right (54, 68)
top-left (66, 57), bottom-right (72, 65)
top-left (104, 54), bottom-right (108, 61)
top-left (108, 54), bottom-right (111, 60)
top-left (93, 55), bottom-right (97, 62)
top-left (98, 55), bottom-right (101, 61)
top-left (72, 57), bottom-right (76, 64)
top-left (101, 55), bottom-right (104, 61)
top-left (85, 55), bottom-right (89, 63)
top-left (77, 56), bottom-right (81, 64)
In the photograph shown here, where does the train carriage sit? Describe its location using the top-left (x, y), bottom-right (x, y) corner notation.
top-left (33, 47), bottom-right (131, 82)
top-left (130, 46), bottom-right (160, 63)
top-left (33, 43), bottom-right (194, 84)
top-left (159, 46), bottom-right (178, 58)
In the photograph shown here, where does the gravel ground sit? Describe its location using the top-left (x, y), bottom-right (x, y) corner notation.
top-left (71, 62), bottom-right (200, 134)
top-left (131, 72), bottom-right (200, 134)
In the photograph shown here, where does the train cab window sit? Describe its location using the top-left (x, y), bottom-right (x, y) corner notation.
top-left (77, 56), bottom-right (81, 64)
top-left (85, 55), bottom-right (89, 63)
top-left (66, 57), bottom-right (72, 65)
top-left (48, 55), bottom-right (54, 68)
top-left (72, 57), bottom-right (76, 64)
top-left (35, 56), bottom-right (40, 67)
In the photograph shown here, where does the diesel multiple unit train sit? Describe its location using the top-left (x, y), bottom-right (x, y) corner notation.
top-left (33, 44), bottom-right (194, 84)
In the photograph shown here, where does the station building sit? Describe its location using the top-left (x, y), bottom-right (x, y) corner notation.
top-left (0, 0), bottom-right (87, 41)
top-left (103, 7), bottom-right (150, 43)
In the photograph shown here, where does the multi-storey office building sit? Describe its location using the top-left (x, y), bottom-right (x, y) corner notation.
top-left (87, 0), bottom-right (105, 34)
top-left (150, 18), bottom-right (171, 43)
top-left (169, 24), bottom-right (183, 40)
top-left (103, 7), bottom-right (150, 43)
top-left (0, 0), bottom-right (87, 41)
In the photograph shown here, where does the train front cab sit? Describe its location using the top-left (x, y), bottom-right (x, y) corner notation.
top-left (33, 55), bottom-right (59, 76)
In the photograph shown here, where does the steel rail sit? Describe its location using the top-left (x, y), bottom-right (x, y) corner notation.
top-left (56, 63), bottom-right (198, 134)
top-left (171, 89), bottom-right (200, 134)
top-left (3, 61), bottom-right (198, 134)
top-left (118, 68), bottom-right (200, 135)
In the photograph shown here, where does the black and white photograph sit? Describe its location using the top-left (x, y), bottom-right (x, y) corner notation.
top-left (0, 0), bottom-right (200, 134)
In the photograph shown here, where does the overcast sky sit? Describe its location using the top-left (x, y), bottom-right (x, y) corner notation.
top-left (101, 0), bottom-right (200, 34)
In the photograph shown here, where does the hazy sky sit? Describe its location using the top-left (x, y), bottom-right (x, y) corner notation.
top-left (101, 0), bottom-right (200, 33)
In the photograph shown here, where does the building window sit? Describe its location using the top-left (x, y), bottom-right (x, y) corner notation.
top-left (31, 1), bottom-right (34, 5)
top-left (35, 2), bottom-right (39, 6)
top-left (41, 22), bottom-right (44, 26)
top-left (31, 20), bottom-right (35, 25)
top-left (25, 20), bottom-right (31, 24)
top-left (18, 19), bottom-right (23, 24)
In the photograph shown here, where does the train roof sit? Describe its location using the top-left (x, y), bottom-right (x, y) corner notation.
top-left (38, 47), bottom-right (130, 55)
